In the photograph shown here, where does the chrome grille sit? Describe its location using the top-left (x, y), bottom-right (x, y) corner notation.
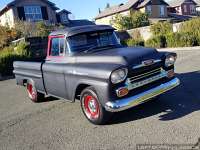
top-left (126, 68), bottom-right (167, 90)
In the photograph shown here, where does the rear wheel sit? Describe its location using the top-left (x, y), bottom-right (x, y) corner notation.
top-left (26, 82), bottom-right (44, 103)
top-left (80, 86), bottom-right (112, 125)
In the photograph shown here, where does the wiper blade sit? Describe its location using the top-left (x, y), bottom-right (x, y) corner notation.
top-left (83, 45), bottom-right (99, 53)
top-left (82, 44), bottom-right (117, 53)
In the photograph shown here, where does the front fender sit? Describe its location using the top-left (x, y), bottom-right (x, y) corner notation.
top-left (71, 78), bottom-right (112, 106)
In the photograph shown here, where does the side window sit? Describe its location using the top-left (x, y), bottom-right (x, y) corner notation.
top-left (50, 37), bottom-right (65, 56)
top-left (59, 38), bottom-right (65, 55)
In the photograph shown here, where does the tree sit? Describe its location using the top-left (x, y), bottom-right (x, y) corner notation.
top-left (111, 11), bottom-right (149, 30)
top-left (15, 20), bottom-right (54, 37)
top-left (15, 19), bottom-right (37, 37)
top-left (35, 21), bottom-right (51, 37)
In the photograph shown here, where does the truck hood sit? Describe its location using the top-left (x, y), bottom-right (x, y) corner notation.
top-left (74, 46), bottom-right (161, 66)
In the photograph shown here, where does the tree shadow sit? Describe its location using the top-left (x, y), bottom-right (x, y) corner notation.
top-left (109, 70), bottom-right (200, 125)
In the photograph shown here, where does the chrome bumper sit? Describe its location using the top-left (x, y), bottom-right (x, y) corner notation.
top-left (105, 78), bottom-right (180, 112)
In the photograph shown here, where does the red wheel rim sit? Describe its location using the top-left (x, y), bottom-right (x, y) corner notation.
top-left (83, 95), bottom-right (100, 119)
top-left (27, 84), bottom-right (36, 100)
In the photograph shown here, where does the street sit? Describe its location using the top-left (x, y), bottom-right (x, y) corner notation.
top-left (0, 50), bottom-right (200, 150)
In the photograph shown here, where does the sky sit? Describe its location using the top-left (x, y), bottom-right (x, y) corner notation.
top-left (0, 0), bottom-right (171, 20)
top-left (0, 0), bottom-right (127, 20)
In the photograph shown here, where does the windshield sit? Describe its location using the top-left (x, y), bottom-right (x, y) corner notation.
top-left (67, 31), bottom-right (121, 52)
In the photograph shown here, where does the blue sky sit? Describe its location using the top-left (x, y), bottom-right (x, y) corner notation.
top-left (0, 0), bottom-right (127, 20)
top-left (0, 0), bottom-right (171, 20)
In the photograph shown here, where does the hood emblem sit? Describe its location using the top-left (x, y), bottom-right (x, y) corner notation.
top-left (132, 59), bottom-right (157, 69)
top-left (142, 59), bottom-right (155, 66)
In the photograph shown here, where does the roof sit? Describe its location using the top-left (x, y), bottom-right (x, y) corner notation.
top-left (0, 0), bottom-right (59, 16)
top-left (137, 0), bottom-right (168, 8)
top-left (194, 0), bottom-right (200, 6)
top-left (169, 13), bottom-right (196, 20)
top-left (95, 0), bottom-right (138, 19)
top-left (57, 9), bottom-right (71, 14)
top-left (168, 0), bottom-right (197, 7)
top-left (50, 25), bottom-right (115, 37)
top-left (95, 0), bottom-right (169, 19)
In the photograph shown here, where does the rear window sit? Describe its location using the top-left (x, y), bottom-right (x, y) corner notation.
top-left (50, 38), bottom-right (65, 56)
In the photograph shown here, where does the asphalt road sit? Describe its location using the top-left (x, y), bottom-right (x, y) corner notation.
top-left (0, 50), bottom-right (200, 150)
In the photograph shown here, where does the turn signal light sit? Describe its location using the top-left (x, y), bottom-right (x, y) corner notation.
top-left (167, 69), bottom-right (175, 78)
top-left (117, 87), bottom-right (129, 97)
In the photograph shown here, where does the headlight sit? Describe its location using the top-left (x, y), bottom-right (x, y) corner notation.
top-left (111, 68), bottom-right (128, 84)
top-left (165, 55), bottom-right (176, 67)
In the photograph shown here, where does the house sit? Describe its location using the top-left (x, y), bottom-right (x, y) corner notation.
top-left (56, 9), bottom-right (71, 25)
top-left (95, 0), bottom-right (169, 26)
top-left (168, 0), bottom-right (197, 16)
top-left (0, 0), bottom-right (72, 27)
top-left (194, 0), bottom-right (200, 15)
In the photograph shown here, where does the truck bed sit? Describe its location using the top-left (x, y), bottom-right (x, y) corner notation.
top-left (13, 61), bottom-right (45, 93)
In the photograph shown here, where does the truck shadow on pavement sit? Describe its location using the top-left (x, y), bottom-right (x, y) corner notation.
top-left (110, 71), bottom-right (200, 125)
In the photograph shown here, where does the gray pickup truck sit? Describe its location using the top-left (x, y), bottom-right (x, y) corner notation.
top-left (13, 25), bottom-right (180, 125)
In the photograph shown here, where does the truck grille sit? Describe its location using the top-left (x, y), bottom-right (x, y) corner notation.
top-left (126, 68), bottom-right (167, 90)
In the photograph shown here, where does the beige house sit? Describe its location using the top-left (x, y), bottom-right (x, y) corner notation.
top-left (0, 0), bottom-right (71, 27)
top-left (95, 0), bottom-right (169, 25)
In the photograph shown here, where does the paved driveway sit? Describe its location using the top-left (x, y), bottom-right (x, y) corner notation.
top-left (0, 50), bottom-right (200, 150)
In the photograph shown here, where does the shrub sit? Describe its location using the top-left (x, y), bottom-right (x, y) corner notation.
top-left (180, 18), bottom-right (200, 34)
top-left (179, 18), bottom-right (200, 45)
top-left (0, 42), bottom-right (30, 76)
top-left (145, 35), bottom-right (166, 48)
top-left (166, 32), bottom-right (198, 48)
top-left (150, 22), bottom-right (173, 36)
top-left (0, 26), bottom-right (19, 49)
top-left (122, 38), bottom-right (144, 46)
top-left (121, 29), bottom-right (145, 46)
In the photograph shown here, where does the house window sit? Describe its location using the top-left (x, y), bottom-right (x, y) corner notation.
top-left (24, 6), bottom-right (43, 21)
top-left (160, 5), bottom-right (165, 17)
top-left (146, 5), bottom-right (152, 15)
top-left (190, 5), bottom-right (196, 14)
top-left (50, 38), bottom-right (65, 56)
top-left (184, 5), bottom-right (187, 13)
top-left (61, 14), bottom-right (68, 22)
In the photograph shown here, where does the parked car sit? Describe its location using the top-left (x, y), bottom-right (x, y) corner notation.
top-left (13, 25), bottom-right (180, 125)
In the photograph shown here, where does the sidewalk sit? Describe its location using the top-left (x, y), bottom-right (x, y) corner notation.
top-left (158, 46), bottom-right (200, 52)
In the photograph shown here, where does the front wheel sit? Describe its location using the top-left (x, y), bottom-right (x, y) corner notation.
top-left (80, 87), bottom-right (112, 125)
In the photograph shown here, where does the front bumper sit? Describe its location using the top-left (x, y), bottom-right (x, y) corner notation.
top-left (105, 78), bottom-right (180, 112)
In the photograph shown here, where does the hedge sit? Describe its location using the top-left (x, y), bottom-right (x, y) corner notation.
top-left (145, 35), bottom-right (166, 48)
top-left (0, 42), bottom-right (31, 76)
top-left (150, 21), bottom-right (173, 36)
top-left (166, 32), bottom-right (198, 48)
top-left (122, 38), bottom-right (144, 46)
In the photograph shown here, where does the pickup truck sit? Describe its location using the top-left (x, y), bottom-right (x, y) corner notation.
top-left (13, 25), bottom-right (180, 125)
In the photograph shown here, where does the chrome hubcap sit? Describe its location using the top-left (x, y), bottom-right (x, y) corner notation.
top-left (83, 95), bottom-right (100, 119)
top-left (88, 99), bottom-right (97, 113)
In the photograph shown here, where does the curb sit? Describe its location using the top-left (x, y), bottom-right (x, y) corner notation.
top-left (157, 46), bottom-right (200, 52)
